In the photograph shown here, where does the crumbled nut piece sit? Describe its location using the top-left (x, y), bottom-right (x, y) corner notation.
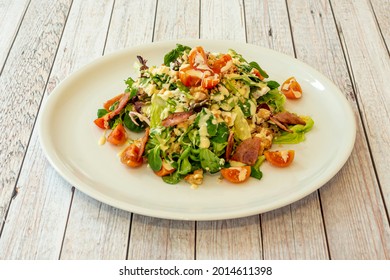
top-left (184, 169), bottom-right (204, 187)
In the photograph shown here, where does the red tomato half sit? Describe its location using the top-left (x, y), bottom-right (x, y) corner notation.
top-left (154, 165), bottom-right (176, 177)
top-left (188, 46), bottom-right (208, 70)
top-left (94, 117), bottom-right (106, 129)
top-left (201, 72), bottom-right (220, 89)
top-left (179, 46), bottom-right (224, 90)
top-left (120, 144), bottom-right (143, 168)
top-left (220, 166), bottom-right (251, 183)
top-left (252, 68), bottom-right (265, 80)
top-left (103, 93), bottom-right (125, 110)
top-left (179, 65), bottom-right (203, 87)
top-left (107, 123), bottom-right (127, 145)
top-left (264, 150), bottom-right (295, 167)
top-left (281, 77), bottom-right (302, 99)
top-left (211, 54), bottom-right (232, 73)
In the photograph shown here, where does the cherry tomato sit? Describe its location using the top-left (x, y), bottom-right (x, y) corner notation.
top-left (220, 166), bottom-right (251, 183)
top-left (201, 72), bottom-right (220, 89)
top-left (154, 165), bottom-right (176, 177)
top-left (281, 77), bottom-right (302, 99)
top-left (94, 117), bottom-right (106, 129)
top-left (107, 123), bottom-right (127, 145)
top-left (188, 46), bottom-right (208, 69)
top-left (211, 54), bottom-right (232, 73)
top-left (120, 144), bottom-right (143, 168)
top-left (264, 150), bottom-right (295, 167)
top-left (179, 65), bottom-right (202, 87)
top-left (252, 68), bottom-right (265, 80)
top-left (180, 46), bottom-right (224, 90)
top-left (103, 93), bottom-right (125, 111)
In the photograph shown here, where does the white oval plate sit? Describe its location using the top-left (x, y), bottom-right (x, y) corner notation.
top-left (39, 40), bottom-right (356, 221)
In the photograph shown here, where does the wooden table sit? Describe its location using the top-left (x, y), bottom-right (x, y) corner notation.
top-left (0, 0), bottom-right (389, 260)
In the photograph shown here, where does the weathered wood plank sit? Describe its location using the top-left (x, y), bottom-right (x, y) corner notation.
top-left (61, 190), bottom-right (130, 259)
top-left (330, 0), bottom-right (390, 259)
top-left (129, 215), bottom-right (194, 260)
top-left (0, 0), bottom-right (72, 259)
top-left (261, 193), bottom-right (328, 259)
top-left (104, 0), bottom-right (156, 54)
top-left (330, 0), bottom-right (390, 211)
top-left (197, 216), bottom-right (262, 259)
top-left (200, 0), bottom-right (246, 41)
top-left (0, 127), bottom-right (72, 260)
top-left (126, 0), bottom-right (198, 260)
top-left (39, 0), bottom-right (134, 260)
top-left (244, 0), bottom-right (292, 54)
top-left (245, 0), bottom-right (328, 260)
top-left (195, 0), bottom-right (262, 260)
top-left (153, 0), bottom-right (199, 41)
top-left (369, 0), bottom-right (390, 53)
top-left (0, 0), bottom-right (30, 71)
top-left (288, 0), bottom-right (390, 259)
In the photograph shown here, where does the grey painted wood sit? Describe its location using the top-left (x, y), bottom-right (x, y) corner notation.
top-left (0, 0), bottom-right (72, 259)
top-left (0, 0), bottom-right (389, 260)
top-left (0, 0), bottom-right (30, 70)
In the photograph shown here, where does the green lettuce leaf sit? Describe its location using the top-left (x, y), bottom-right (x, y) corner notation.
top-left (164, 44), bottom-right (191, 66)
top-left (199, 149), bottom-right (223, 174)
top-left (257, 88), bottom-right (286, 113)
top-left (150, 94), bottom-right (166, 128)
top-left (233, 106), bottom-right (251, 141)
top-left (273, 116), bottom-right (314, 144)
top-left (251, 155), bottom-right (265, 180)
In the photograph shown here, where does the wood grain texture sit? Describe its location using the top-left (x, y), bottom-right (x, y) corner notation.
top-left (0, 0), bottom-right (30, 71)
top-left (0, 0), bottom-right (72, 254)
top-left (244, 0), bottom-right (294, 55)
top-left (0, 0), bottom-right (389, 261)
top-left (61, 190), bottom-right (130, 259)
top-left (0, 123), bottom-right (73, 259)
top-left (196, 216), bottom-right (262, 259)
top-left (369, 0), bottom-right (390, 53)
top-left (200, 0), bottom-right (246, 41)
top-left (261, 193), bottom-right (328, 259)
top-left (153, 0), bottom-right (199, 41)
top-left (129, 215), bottom-right (195, 259)
top-left (288, 0), bottom-right (390, 259)
top-left (330, 0), bottom-right (390, 213)
top-left (245, 0), bottom-right (328, 260)
top-left (46, 0), bottom-right (114, 94)
top-left (128, 0), bottom-right (197, 260)
top-left (39, 0), bottom-right (134, 260)
top-left (104, 0), bottom-right (157, 53)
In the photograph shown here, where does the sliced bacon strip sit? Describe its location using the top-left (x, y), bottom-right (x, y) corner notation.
top-left (101, 92), bottom-right (130, 128)
top-left (231, 137), bottom-right (262, 166)
top-left (272, 111), bottom-right (306, 126)
top-left (137, 127), bottom-right (150, 161)
top-left (225, 131), bottom-right (234, 161)
top-left (270, 116), bottom-right (292, 133)
top-left (161, 111), bottom-right (193, 127)
top-left (103, 93), bottom-right (125, 111)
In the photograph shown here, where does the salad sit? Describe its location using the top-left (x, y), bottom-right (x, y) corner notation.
top-left (93, 44), bottom-right (314, 187)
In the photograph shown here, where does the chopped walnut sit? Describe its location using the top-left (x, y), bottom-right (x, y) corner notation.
top-left (184, 169), bottom-right (204, 188)
top-left (255, 127), bottom-right (274, 150)
top-left (255, 108), bottom-right (271, 124)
